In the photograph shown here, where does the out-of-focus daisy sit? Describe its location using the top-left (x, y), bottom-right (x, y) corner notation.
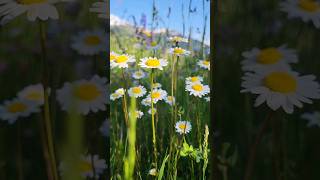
top-left (139, 57), bottom-right (168, 70)
top-left (148, 107), bottom-right (157, 115)
top-left (129, 110), bottom-right (144, 119)
top-left (280, 0), bottom-right (320, 28)
top-left (204, 96), bottom-right (210, 102)
top-left (301, 111), bottom-right (320, 127)
top-left (128, 85), bottom-right (146, 98)
top-left (146, 40), bottom-right (160, 50)
top-left (152, 82), bottom-right (162, 89)
top-left (110, 88), bottom-right (125, 101)
top-left (175, 121), bottom-right (192, 135)
top-left (71, 30), bottom-right (107, 55)
top-left (90, 0), bottom-right (107, 19)
top-left (147, 88), bottom-right (167, 103)
top-left (241, 45), bottom-right (298, 72)
top-left (111, 54), bottom-right (136, 69)
top-left (168, 47), bottom-right (191, 57)
top-left (56, 75), bottom-right (108, 115)
top-left (110, 51), bottom-right (118, 62)
top-left (186, 76), bottom-right (204, 85)
top-left (186, 83), bottom-right (210, 98)
top-left (197, 60), bottom-right (210, 70)
top-left (132, 70), bottom-right (146, 79)
top-left (148, 168), bottom-right (157, 176)
top-left (168, 36), bottom-right (188, 43)
top-left (241, 69), bottom-right (320, 114)
top-left (0, 98), bottom-right (39, 124)
top-left (165, 95), bottom-right (175, 106)
top-left (59, 154), bottom-right (107, 179)
top-left (0, 0), bottom-right (69, 25)
top-left (17, 84), bottom-right (46, 105)
top-left (141, 97), bottom-right (151, 106)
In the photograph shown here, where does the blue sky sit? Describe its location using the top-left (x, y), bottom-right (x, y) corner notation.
top-left (110, 0), bottom-right (210, 45)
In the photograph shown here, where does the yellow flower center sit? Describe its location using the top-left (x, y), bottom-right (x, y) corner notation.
top-left (191, 77), bottom-right (198, 82)
top-left (174, 48), bottom-right (184, 54)
top-left (167, 96), bottom-right (173, 101)
top-left (84, 35), bottom-right (101, 45)
top-left (74, 83), bottom-right (100, 101)
top-left (263, 72), bottom-right (297, 93)
top-left (151, 41), bottom-right (157, 47)
top-left (146, 58), bottom-right (160, 67)
top-left (18, 0), bottom-right (46, 5)
top-left (203, 61), bottom-right (210, 66)
top-left (151, 92), bottom-right (161, 99)
top-left (110, 54), bottom-right (117, 61)
top-left (257, 48), bottom-right (283, 64)
top-left (178, 124), bottom-right (187, 130)
top-left (7, 102), bottom-right (27, 113)
top-left (116, 55), bottom-right (128, 63)
top-left (192, 84), bottom-right (203, 91)
top-left (79, 161), bottom-right (92, 173)
top-left (299, 0), bottom-right (320, 12)
top-left (26, 91), bottom-right (42, 101)
top-left (132, 87), bottom-right (142, 94)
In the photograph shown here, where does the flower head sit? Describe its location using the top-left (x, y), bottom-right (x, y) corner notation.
top-left (132, 70), bottom-right (146, 79)
top-left (71, 30), bottom-right (107, 55)
top-left (197, 60), bottom-right (210, 70)
top-left (175, 121), bottom-right (192, 135)
top-left (241, 69), bottom-right (320, 114)
top-left (186, 83), bottom-right (210, 98)
top-left (139, 57), bottom-right (168, 70)
top-left (168, 47), bottom-right (191, 57)
top-left (128, 85), bottom-right (147, 98)
top-left (111, 54), bottom-right (136, 69)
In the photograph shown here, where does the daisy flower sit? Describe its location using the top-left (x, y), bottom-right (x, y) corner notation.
top-left (129, 110), bottom-right (144, 119)
top-left (141, 97), bottom-right (152, 107)
top-left (111, 54), bottom-right (136, 69)
top-left (0, 0), bottom-right (69, 25)
top-left (148, 168), bottom-right (158, 176)
top-left (147, 88), bottom-right (167, 103)
top-left (132, 70), bottom-right (146, 79)
top-left (186, 83), bottom-right (210, 98)
top-left (71, 29), bottom-right (107, 56)
top-left (110, 51), bottom-right (118, 62)
top-left (241, 69), bottom-right (320, 114)
top-left (139, 57), bottom-right (168, 70)
top-left (152, 82), bottom-right (162, 89)
top-left (59, 154), bottom-right (106, 179)
top-left (165, 95), bottom-right (175, 106)
top-left (168, 47), bottom-right (191, 57)
top-left (175, 121), bottom-right (192, 135)
top-left (186, 76), bottom-right (204, 85)
top-left (0, 98), bottom-right (39, 124)
top-left (301, 111), bottom-right (320, 127)
top-left (148, 107), bottom-right (157, 115)
top-left (197, 60), bottom-right (210, 70)
top-left (241, 45), bottom-right (298, 72)
top-left (168, 36), bottom-right (188, 43)
top-left (280, 0), bottom-right (320, 28)
top-left (128, 85), bottom-right (147, 98)
top-left (17, 84), bottom-right (46, 105)
top-left (110, 88), bottom-right (125, 101)
top-left (146, 40), bottom-right (160, 50)
top-left (99, 118), bottom-right (109, 137)
top-left (89, 0), bottom-right (107, 19)
top-left (56, 75), bottom-right (108, 115)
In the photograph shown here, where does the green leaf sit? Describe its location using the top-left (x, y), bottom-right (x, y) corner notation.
top-left (157, 155), bottom-right (170, 180)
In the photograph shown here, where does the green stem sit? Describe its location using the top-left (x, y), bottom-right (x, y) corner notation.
top-left (39, 20), bottom-right (58, 180)
top-left (150, 69), bottom-right (158, 170)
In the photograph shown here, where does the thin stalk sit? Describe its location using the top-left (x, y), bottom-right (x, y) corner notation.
top-left (244, 112), bottom-right (273, 180)
top-left (121, 69), bottom-right (129, 125)
top-left (39, 20), bottom-right (58, 180)
top-left (150, 69), bottom-right (158, 170)
top-left (16, 121), bottom-right (24, 180)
